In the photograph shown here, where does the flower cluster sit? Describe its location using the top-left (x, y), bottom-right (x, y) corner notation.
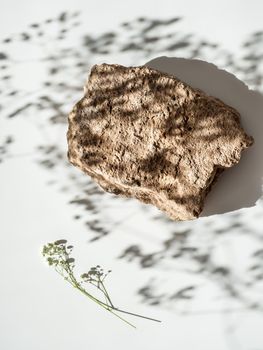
top-left (42, 239), bottom-right (74, 268)
top-left (42, 239), bottom-right (160, 328)
top-left (81, 266), bottom-right (112, 283)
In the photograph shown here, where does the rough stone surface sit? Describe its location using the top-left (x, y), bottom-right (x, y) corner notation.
top-left (67, 63), bottom-right (254, 221)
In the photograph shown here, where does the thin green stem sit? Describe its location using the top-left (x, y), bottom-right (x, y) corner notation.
top-left (111, 308), bottom-right (161, 323)
top-left (100, 280), bottom-right (115, 308)
top-left (107, 309), bottom-right (136, 329)
top-left (61, 266), bottom-right (136, 327)
top-left (43, 241), bottom-right (162, 328)
top-left (77, 285), bottom-right (136, 328)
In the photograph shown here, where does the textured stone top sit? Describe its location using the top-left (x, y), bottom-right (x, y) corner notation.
top-left (67, 63), bottom-right (254, 221)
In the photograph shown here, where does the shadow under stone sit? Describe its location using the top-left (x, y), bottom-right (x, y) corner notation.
top-left (146, 56), bottom-right (263, 216)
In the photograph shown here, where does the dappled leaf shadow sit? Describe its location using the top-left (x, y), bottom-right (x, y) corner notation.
top-left (1, 12), bottom-right (263, 320)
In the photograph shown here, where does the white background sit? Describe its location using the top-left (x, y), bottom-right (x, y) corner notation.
top-left (1, 1), bottom-right (263, 350)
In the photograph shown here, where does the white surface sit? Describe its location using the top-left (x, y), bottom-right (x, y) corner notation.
top-left (1, 1), bottom-right (263, 350)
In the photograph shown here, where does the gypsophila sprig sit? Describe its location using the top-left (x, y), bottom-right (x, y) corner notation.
top-left (42, 240), bottom-right (161, 328)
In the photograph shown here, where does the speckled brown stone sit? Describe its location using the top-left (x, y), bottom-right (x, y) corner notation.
top-left (67, 63), bottom-right (254, 221)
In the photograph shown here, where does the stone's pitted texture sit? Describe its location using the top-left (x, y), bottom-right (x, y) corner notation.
top-left (67, 63), bottom-right (254, 221)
